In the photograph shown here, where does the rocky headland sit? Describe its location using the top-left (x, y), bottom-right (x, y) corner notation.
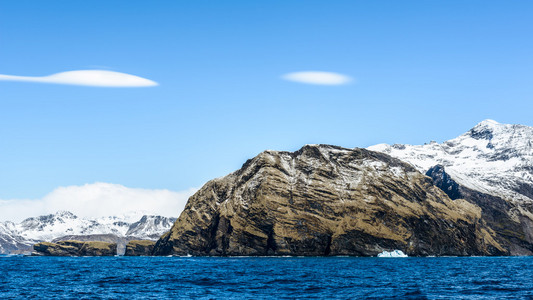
top-left (32, 240), bottom-right (117, 256)
top-left (124, 240), bottom-right (156, 256)
top-left (153, 144), bottom-right (508, 257)
top-left (28, 120), bottom-right (533, 257)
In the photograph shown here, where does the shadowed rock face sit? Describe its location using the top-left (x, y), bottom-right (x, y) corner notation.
top-left (124, 240), bottom-right (156, 256)
top-left (32, 240), bottom-right (117, 256)
top-left (368, 120), bottom-right (533, 255)
top-left (153, 145), bottom-right (505, 257)
top-left (427, 165), bottom-right (533, 255)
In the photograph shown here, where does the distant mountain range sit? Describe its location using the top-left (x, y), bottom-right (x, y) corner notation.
top-left (0, 211), bottom-right (176, 254)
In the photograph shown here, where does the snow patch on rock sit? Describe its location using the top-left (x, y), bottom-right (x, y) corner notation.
top-left (368, 120), bottom-right (533, 204)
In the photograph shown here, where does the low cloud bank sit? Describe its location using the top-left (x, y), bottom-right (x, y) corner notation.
top-left (0, 183), bottom-right (197, 222)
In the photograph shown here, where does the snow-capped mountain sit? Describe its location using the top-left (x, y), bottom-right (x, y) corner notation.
top-left (369, 120), bottom-right (533, 255)
top-left (0, 211), bottom-right (176, 254)
top-left (0, 221), bottom-right (29, 253)
top-left (126, 215), bottom-right (176, 239)
top-left (368, 119), bottom-right (533, 204)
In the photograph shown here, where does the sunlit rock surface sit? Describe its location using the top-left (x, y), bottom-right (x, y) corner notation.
top-left (154, 145), bottom-right (505, 256)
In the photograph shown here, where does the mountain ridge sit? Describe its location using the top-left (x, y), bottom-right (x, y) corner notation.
top-left (152, 120), bottom-right (533, 256)
top-left (0, 211), bottom-right (176, 254)
top-left (368, 119), bottom-right (533, 255)
top-left (153, 144), bottom-right (504, 256)
top-left (368, 119), bottom-right (533, 203)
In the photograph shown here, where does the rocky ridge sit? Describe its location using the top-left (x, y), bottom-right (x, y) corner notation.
top-left (368, 120), bottom-right (533, 203)
top-left (369, 120), bottom-right (533, 255)
top-left (153, 145), bottom-right (505, 256)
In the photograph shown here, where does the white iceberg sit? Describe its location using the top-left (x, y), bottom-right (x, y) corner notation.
top-left (377, 250), bottom-right (408, 257)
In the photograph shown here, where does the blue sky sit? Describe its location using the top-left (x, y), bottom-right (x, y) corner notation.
top-left (1, 1), bottom-right (532, 202)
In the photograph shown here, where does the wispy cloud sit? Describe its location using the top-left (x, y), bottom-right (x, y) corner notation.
top-left (282, 71), bottom-right (352, 85)
top-left (0, 70), bottom-right (158, 87)
top-left (0, 183), bottom-right (197, 222)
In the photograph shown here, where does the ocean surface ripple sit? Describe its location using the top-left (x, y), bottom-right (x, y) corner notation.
top-left (1, 256), bottom-right (532, 299)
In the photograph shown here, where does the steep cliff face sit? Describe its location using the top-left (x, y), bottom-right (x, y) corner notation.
top-left (124, 240), bottom-right (156, 256)
top-left (426, 165), bottom-right (533, 255)
top-left (153, 145), bottom-right (504, 256)
top-left (369, 120), bottom-right (533, 255)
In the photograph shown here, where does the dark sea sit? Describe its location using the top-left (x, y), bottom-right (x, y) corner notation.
top-left (0, 256), bottom-right (532, 299)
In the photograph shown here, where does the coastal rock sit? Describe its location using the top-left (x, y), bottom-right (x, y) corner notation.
top-left (124, 240), bottom-right (156, 256)
top-left (32, 240), bottom-right (117, 256)
top-left (153, 145), bottom-right (504, 256)
top-left (426, 165), bottom-right (533, 255)
top-left (52, 234), bottom-right (151, 255)
top-left (368, 120), bottom-right (533, 255)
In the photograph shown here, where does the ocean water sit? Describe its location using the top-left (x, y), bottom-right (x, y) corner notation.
top-left (0, 256), bottom-right (532, 299)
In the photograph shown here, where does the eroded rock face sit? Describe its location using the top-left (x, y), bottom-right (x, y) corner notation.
top-left (368, 120), bottom-right (533, 256)
top-left (427, 165), bottom-right (533, 255)
top-left (124, 240), bottom-right (155, 256)
top-left (32, 240), bottom-right (117, 256)
top-left (153, 145), bottom-right (505, 257)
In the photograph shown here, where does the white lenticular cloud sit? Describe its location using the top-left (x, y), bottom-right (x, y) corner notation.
top-left (0, 70), bottom-right (158, 87)
top-left (0, 183), bottom-right (197, 222)
top-left (282, 71), bottom-right (352, 85)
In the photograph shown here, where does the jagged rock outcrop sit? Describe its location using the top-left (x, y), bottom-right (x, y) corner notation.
top-left (124, 240), bottom-right (156, 256)
top-left (153, 145), bottom-right (505, 257)
top-left (126, 216), bottom-right (176, 239)
top-left (369, 120), bottom-right (533, 203)
top-left (32, 240), bottom-right (117, 256)
top-left (426, 165), bottom-right (533, 255)
top-left (369, 120), bottom-right (533, 255)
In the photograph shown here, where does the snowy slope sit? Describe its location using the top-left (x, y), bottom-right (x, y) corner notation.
top-left (126, 215), bottom-right (175, 239)
top-left (368, 120), bottom-right (533, 203)
top-left (0, 211), bottom-right (176, 253)
top-left (0, 221), bottom-right (30, 253)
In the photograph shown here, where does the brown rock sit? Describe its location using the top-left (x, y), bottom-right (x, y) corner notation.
top-left (426, 164), bottom-right (533, 255)
top-left (124, 240), bottom-right (156, 256)
top-left (52, 234), bottom-right (147, 255)
top-left (153, 145), bottom-right (506, 256)
top-left (32, 240), bottom-right (117, 256)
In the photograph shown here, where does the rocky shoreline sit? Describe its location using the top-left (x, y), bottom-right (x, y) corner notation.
top-left (26, 121), bottom-right (533, 257)
top-left (152, 145), bottom-right (509, 257)
top-left (32, 241), bottom-right (117, 256)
